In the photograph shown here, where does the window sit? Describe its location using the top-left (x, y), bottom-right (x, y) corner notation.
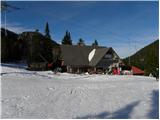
top-left (104, 54), bottom-right (112, 59)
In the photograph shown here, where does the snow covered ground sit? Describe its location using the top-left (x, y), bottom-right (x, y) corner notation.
top-left (1, 63), bottom-right (159, 119)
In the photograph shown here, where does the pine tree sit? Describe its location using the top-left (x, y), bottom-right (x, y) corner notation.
top-left (77, 38), bottom-right (85, 46)
top-left (45, 22), bottom-right (51, 39)
top-left (92, 39), bottom-right (98, 46)
top-left (61, 30), bottom-right (72, 45)
top-left (35, 29), bottom-right (39, 32)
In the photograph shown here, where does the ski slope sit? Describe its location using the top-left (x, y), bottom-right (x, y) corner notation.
top-left (1, 63), bottom-right (159, 119)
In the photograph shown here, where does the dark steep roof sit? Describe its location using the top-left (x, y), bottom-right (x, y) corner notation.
top-left (61, 45), bottom-right (92, 66)
top-left (89, 48), bottom-right (109, 66)
top-left (60, 45), bottom-right (111, 67)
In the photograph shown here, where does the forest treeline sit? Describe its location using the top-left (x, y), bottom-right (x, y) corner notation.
top-left (1, 22), bottom-right (98, 63)
top-left (123, 40), bottom-right (159, 76)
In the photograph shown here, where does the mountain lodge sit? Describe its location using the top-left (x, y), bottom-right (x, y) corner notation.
top-left (60, 45), bottom-right (121, 74)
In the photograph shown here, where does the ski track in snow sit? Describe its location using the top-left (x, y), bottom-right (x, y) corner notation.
top-left (1, 64), bottom-right (159, 119)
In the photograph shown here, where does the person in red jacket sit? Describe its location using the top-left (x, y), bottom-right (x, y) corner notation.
top-left (117, 68), bottom-right (120, 75)
top-left (113, 67), bottom-right (118, 75)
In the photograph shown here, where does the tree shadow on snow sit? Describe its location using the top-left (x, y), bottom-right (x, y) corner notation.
top-left (76, 101), bottom-right (140, 119)
top-left (1, 71), bottom-right (53, 79)
top-left (1, 63), bottom-right (27, 69)
top-left (147, 90), bottom-right (159, 119)
top-left (76, 111), bottom-right (110, 119)
top-left (111, 101), bottom-right (139, 119)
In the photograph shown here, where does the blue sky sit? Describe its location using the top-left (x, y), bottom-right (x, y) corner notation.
top-left (1, 1), bottom-right (159, 58)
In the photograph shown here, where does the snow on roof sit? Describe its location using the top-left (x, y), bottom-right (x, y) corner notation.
top-left (88, 49), bottom-right (96, 62)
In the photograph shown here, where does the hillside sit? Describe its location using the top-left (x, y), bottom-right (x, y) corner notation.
top-left (1, 28), bottom-right (59, 63)
top-left (123, 40), bottom-right (159, 76)
top-left (1, 28), bottom-right (19, 62)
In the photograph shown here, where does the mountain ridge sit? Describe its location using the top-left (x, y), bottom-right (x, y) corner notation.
top-left (123, 39), bottom-right (159, 76)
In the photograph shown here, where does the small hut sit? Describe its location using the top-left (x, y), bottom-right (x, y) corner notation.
top-left (131, 66), bottom-right (145, 75)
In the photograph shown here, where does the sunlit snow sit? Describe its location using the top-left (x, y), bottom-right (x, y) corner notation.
top-left (1, 63), bottom-right (159, 119)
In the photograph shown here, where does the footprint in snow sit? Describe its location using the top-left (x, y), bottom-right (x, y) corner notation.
top-left (47, 87), bottom-right (56, 91)
top-left (22, 95), bottom-right (30, 100)
top-left (70, 89), bottom-right (76, 95)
